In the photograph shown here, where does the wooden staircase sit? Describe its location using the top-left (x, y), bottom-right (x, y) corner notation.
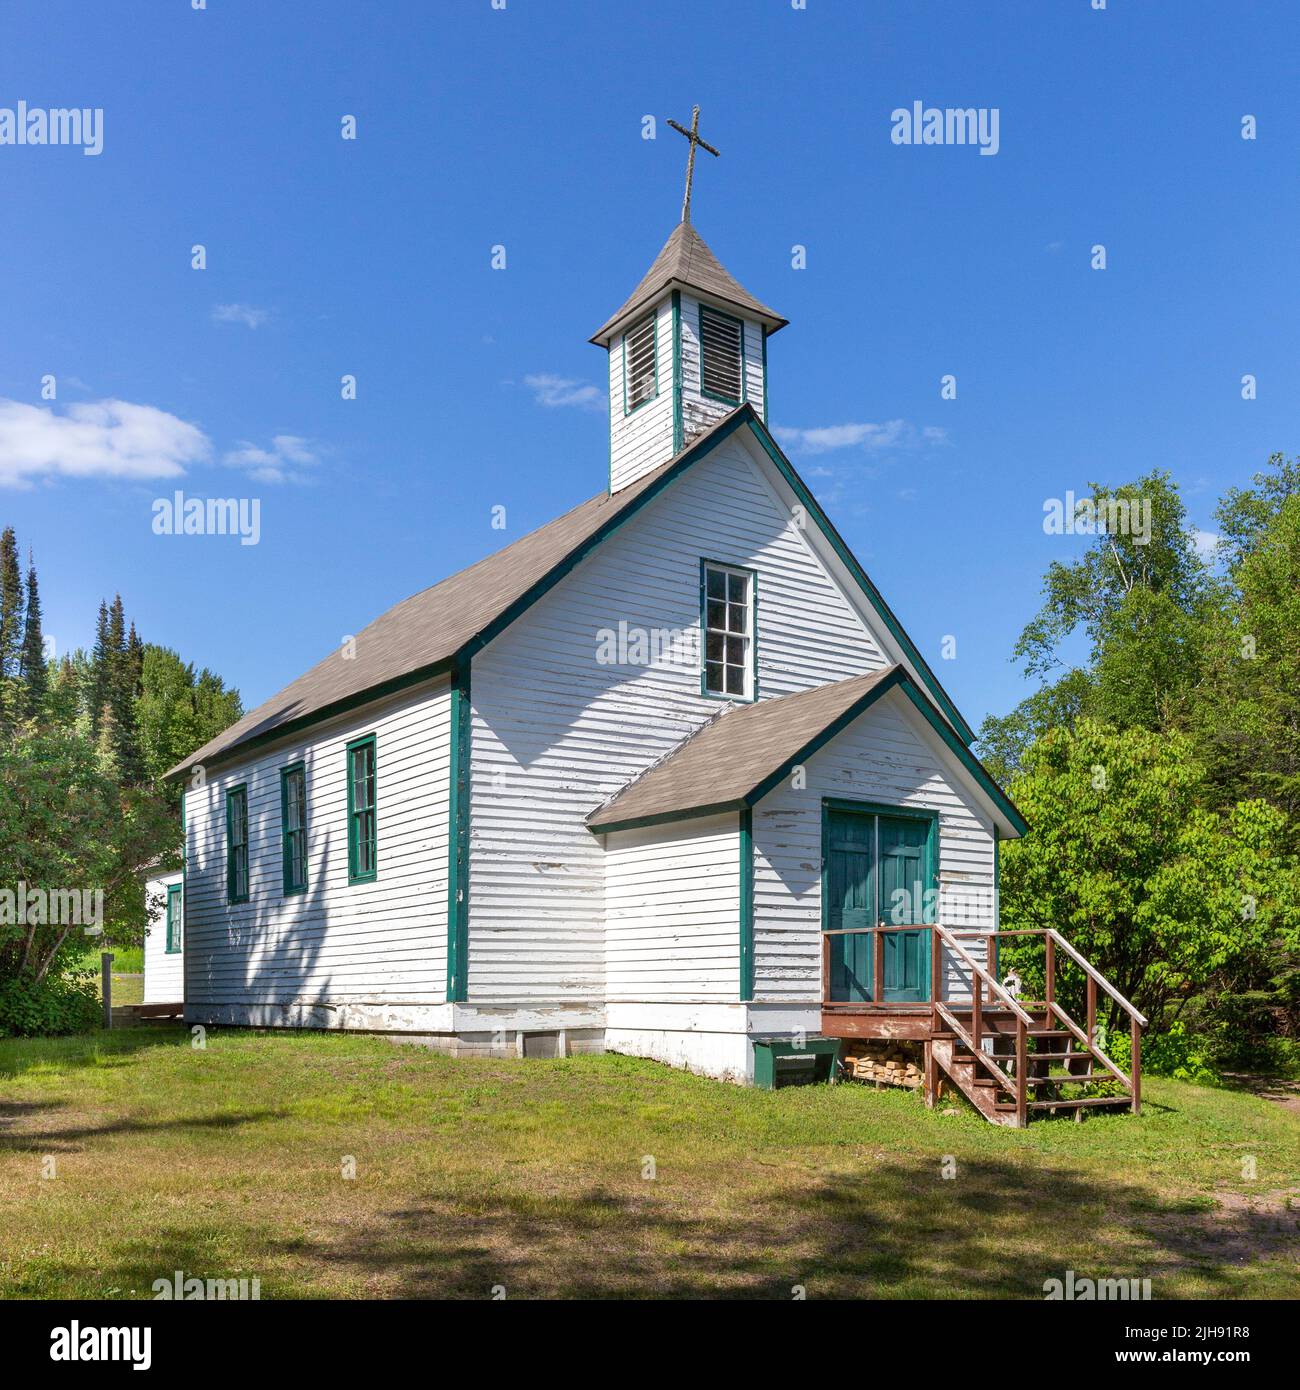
top-left (926, 927), bottom-right (1146, 1127)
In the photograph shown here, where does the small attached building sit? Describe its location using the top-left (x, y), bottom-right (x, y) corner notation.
top-left (142, 869), bottom-right (184, 1008)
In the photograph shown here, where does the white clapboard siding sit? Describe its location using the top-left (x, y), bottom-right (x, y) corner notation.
top-left (142, 871), bottom-right (183, 1004)
top-left (184, 679), bottom-right (451, 1012)
top-left (678, 292), bottom-right (765, 447)
top-left (751, 686), bottom-right (997, 1005)
top-left (604, 814), bottom-right (740, 1003)
top-left (609, 298), bottom-right (675, 492)
top-left (469, 436), bottom-right (887, 1005)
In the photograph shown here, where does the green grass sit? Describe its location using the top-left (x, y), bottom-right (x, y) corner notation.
top-left (71, 946), bottom-right (144, 974)
top-left (1, 1029), bottom-right (1296, 1299)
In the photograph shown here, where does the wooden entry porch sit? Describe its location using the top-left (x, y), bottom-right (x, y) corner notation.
top-left (821, 924), bottom-right (1148, 1127)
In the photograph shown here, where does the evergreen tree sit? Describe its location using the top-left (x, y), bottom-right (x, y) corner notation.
top-left (105, 598), bottom-right (142, 783)
top-left (45, 653), bottom-right (86, 731)
top-left (89, 601), bottom-right (112, 737)
top-left (18, 552), bottom-right (48, 719)
top-left (136, 645), bottom-right (243, 797)
top-left (0, 526), bottom-right (22, 680)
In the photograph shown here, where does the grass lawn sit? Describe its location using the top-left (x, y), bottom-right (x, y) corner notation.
top-left (1, 1028), bottom-right (1296, 1300)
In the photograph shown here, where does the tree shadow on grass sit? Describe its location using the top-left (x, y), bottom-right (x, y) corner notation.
top-left (267, 1155), bottom-right (1300, 1299)
top-left (0, 1106), bottom-right (287, 1155)
top-left (0, 1025), bottom-right (192, 1082)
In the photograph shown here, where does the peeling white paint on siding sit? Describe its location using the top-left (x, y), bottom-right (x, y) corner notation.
top-left (184, 679), bottom-right (451, 1017)
top-left (604, 813), bottom-right (740, 1004)
top-left (678, 292), bottom-right (765, 448)
top-left (608, 298), bottom-right (674, 491)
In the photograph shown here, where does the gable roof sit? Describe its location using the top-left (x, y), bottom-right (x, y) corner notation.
top-left (167, 405), bottom-right (976, 777)
top-left (586, 666), bottom-right (1027, 838)
top-left (590, 222), bottom-right (787, 346)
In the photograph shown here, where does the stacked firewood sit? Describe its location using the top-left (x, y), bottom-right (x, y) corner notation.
top-left (841, 1040), bottom-right (923, 1089)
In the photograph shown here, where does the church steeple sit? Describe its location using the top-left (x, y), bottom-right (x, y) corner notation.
top-left (591, 110), bottom-right (787, 492)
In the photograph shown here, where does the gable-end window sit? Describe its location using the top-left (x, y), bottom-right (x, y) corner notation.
top-left (281, 762), bottom-right (308, 896)
top-left (347, 734), bottom-right (377, 883)
top-left (701, 561), bottom-right (756, 699)
top-left (165, 882), bottom-right (183, 953)
top-left (225, 785), bottom-right (249, 904)
top-left (623, 312), bottom-right (658, 413)
top-left (699, 305), bottom-right (744, 404)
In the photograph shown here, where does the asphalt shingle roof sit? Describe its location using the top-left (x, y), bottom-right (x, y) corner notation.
top-left (591, 221), bottom-right (787, 345)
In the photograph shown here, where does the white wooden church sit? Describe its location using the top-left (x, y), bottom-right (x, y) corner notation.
top-left (168, 125), bottom-right (1049, 1096)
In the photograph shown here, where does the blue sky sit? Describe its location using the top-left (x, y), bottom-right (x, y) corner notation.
top-left (1, 0), bottom-right (1296, 731)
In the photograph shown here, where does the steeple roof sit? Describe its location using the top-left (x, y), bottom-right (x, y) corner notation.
top-left (590, 222), bottom-right (787, 345)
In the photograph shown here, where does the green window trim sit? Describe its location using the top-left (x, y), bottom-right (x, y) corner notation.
top-left (280, 761), bottom-right (308, 896)
top-left (699, 558), bottom-right (759, 702)
top-left (165, 882), bottom-right (183, 953)
top-left (225, 784), bottom-right (250, 905)
top-left (346, 733), bottom-right (378, 884)
top-left (698, 302), bottom-right (746, 407)
top-left (622, 310), bottom-right (659, 416)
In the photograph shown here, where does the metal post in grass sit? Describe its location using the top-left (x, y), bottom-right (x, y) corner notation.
top-left (102, 951), bottom-right (114, 1030)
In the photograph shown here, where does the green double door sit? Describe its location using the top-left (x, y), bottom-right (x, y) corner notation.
top-left (825, 805), bottom-right (934, 1003)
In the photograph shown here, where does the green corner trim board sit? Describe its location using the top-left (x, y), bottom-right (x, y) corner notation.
top-left (739, 805), bottom-right (754, 1001)
top-left (445, 656), bottom-right (472, 1002)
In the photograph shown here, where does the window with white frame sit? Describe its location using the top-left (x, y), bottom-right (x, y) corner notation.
top-left (702, 562), bottom-right (755, 698)
top-left (624, 312), bottom-right (658, 411)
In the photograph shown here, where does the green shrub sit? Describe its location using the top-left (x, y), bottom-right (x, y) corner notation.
top-left (0, 971), bottom-right (100, 1037)
top-left (1106, 1020), bottom-right (1219, 1085)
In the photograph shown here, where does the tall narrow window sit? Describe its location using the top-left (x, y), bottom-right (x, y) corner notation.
top-left (623, 312), bottom-right (658, 412)
top-left (165, 882), bottom-right (183, 953)
top-left (699, 305), bottom-right (743, 404)
top-left (281, 762), bottom-right (308, 895)
top-left (701, 561), bottom-right (756, 699)
top-left (226, 785), bottom-right (249, 904)
top-left (347, 734), bottom-right (377, 883)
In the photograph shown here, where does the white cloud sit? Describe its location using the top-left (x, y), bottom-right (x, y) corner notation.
top-left (0, 398), bottom-right (211, 488)
top-left (223, 434), bottom-right (319, 484)
top-left (774, 419), bottom-right (948, 455)
top-left (212, 303), bottom-right (270, 329)
top-left (524, 373), bottom-right (604, 412)
top-left (1192, 528), bottom-right (1219, 560)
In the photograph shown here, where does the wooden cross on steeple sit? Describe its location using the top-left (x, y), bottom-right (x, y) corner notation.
top-left (666, 105), bottom-right (720, 224)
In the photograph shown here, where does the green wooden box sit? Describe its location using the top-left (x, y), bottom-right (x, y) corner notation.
top-left (751, 1036), bottom-right (841, 1090)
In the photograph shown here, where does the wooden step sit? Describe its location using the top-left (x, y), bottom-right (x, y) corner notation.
top-left (975, 1074), bottom-right (1109, 1089)
top-left (995, 1095), bottom-right (1132, 1112)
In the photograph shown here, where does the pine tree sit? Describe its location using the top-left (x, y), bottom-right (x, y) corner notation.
top-left (0, 526), bottom-right (23, 680)
top-left (105, 597), bottom-right (142, 783)
top-left (89, 600), bottom-right (112, 736)
top-left (18, 551), bottom-right (48, 719)
top-left (126, 622), bottom-right (144, 699)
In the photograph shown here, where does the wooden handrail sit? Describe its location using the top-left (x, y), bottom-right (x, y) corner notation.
top-left (820, 920), bottom-right (1143, 1123)
top-left (1046, 929), bottom-right (1148, 1027)
top-left (1048, 1000), bottom-right (1132, 1092)
top-left (933, 1003), bottom-right (1018, 1093)
top-left (933, 926), bottom-right (1034, 1026)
